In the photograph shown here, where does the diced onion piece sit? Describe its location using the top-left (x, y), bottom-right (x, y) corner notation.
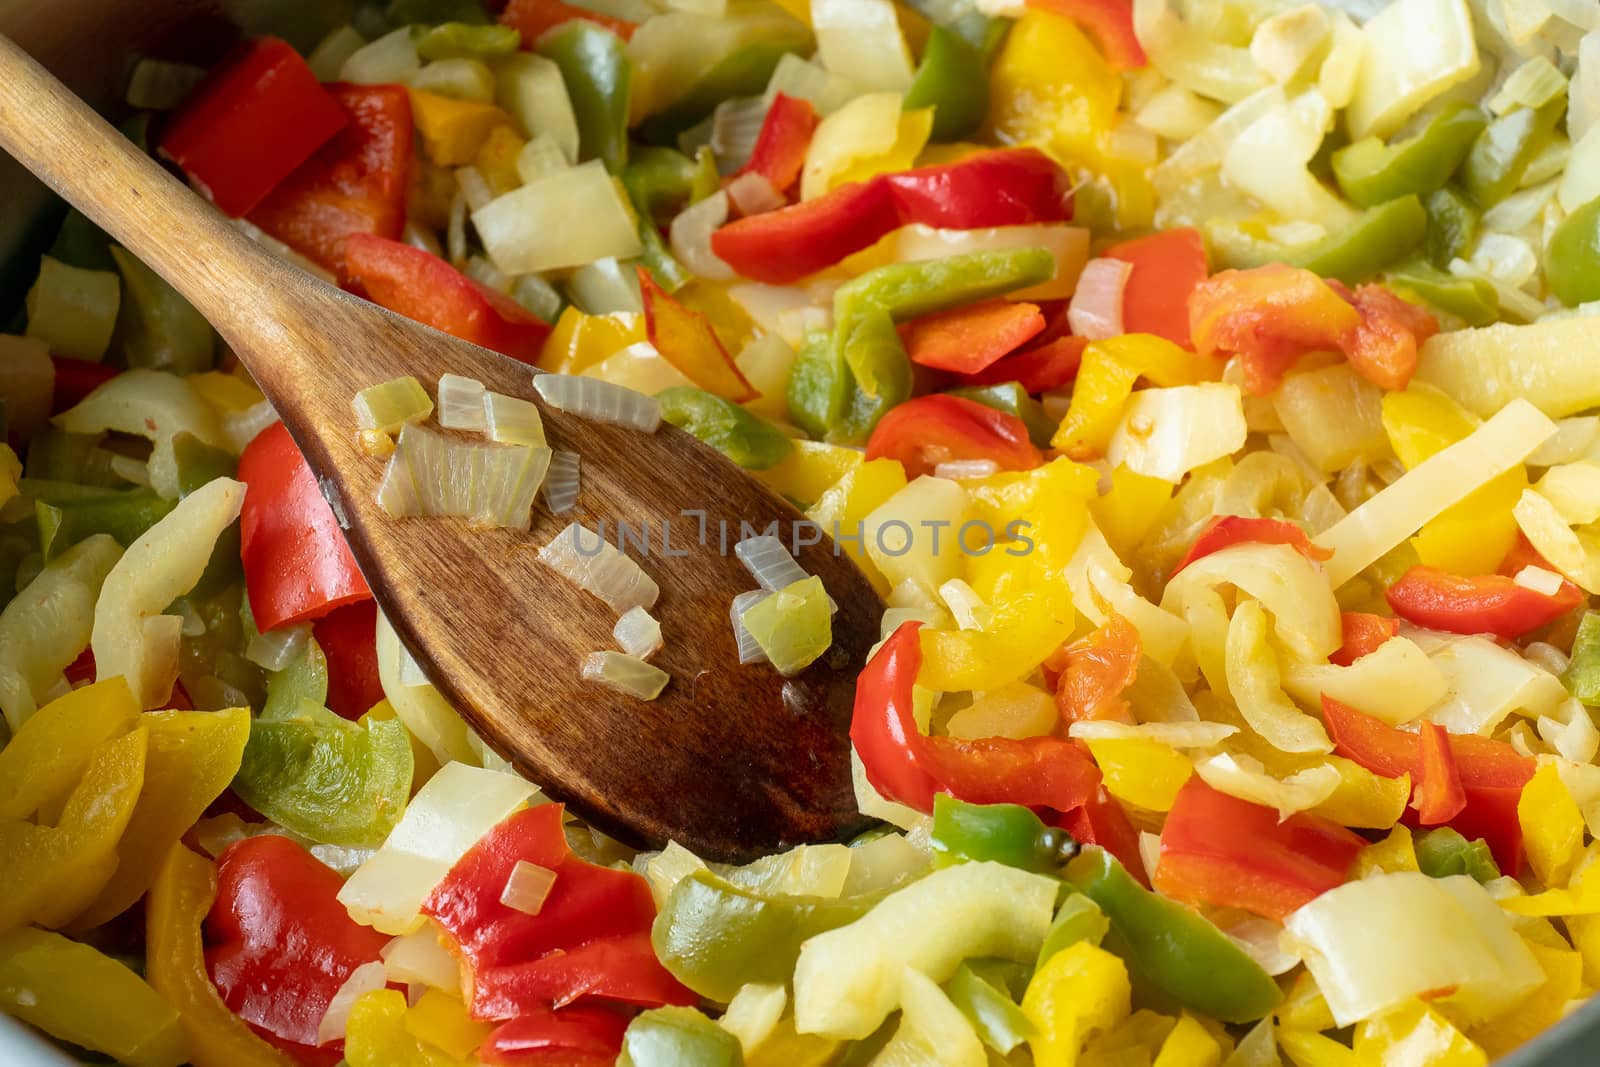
top-left (1221, 89), bottom-right (1353, 224)
top-left (380, 928), bottom-right (461, 993)
top-left (811, 0), bottom-right (914, 93)
top-left (937, 579), bottom-right (990, 632)
top-left (437, 374), bottom-right (487, 432)
top-left (1107, 384), bottom-right (1248, 484)
top-left (24, 257), bottom-right (119, 362)
top-left (568, 258), bottom-right (644, 316)
top-left (710, 96), bottom-right (771, 173)
top-left (1281, 635), bottom-right (1445, 726)
top-left (340, 27), bottom-right (420, 85)
top-left (109, 454), bottom-right (151, 487)
top-left (464, 255), bottom-right (509, 294)
top-left (455, 166), bottom-right (494, 213)
top-left (1488, 56), bottom-right (1567, 116)
top-left (539, 522), bottom-right (660, 613)
top-left (496, 53), bottom-right (578, 163)
top-left (1066, 258), bottom-right (1131, 341)
top-left (726, 172), bottom-right (784, 216)
top-left (485, 391), bottom-right (546, 446)
top-left (543, 450), bottom-right (580, 514)
top-left (308, 25), bottom-right (366, 83)
top-left (125, 57), bottom-right (206, 109)
top-left (402, 220), bottom-right (443, 257)
top-left (245, 623), bottom-right (311, 672)
top-left (740, 575), bottom-right (833, 676)
top-left (533, 373), bottom-right (660, 432)
top-left (670, 191), bottom-right (737, 282)
top-left (1515, 565), bottom-right (1565, 596)
top-left (500, 860), bottom-right (558, 915)
top-left (473, 160), bottom-right (641, 274)
top-left (721, 982), bottom-right (787, 1055)
top-left (731, 590), bottom-right (769, 665)
top-left (317, 960), bottom-right (388, 1046)
top-left (1408, 627), bottom-right (1568, 735)
top-left (1314, 399), bottom-right (1555, 587)
top-left (378, 423), bottom-right (547, 530)
top-left (1344, 0), bottom-right (1480, 140)
top-left (932, 459), bottom-right (999, 480)
top-left (516, 134), bottom-right (570, 185)
top-left (1135, 84), bottom-right (1223, 141)
top-left (354, 375), bottom-right (433, 434)
top-left (582, 650), bottom-right (669, 700)
top-left (1249, 4), bottom-right (1331, 84)
top-left (1284, 872), bottom-right (1542, 1027)
top-left (224, 399), bottom-right (278, 454)
top-left (1469, 234), bottom-right (1538, 291)
top-left (446, 189), bottom-right (468, 266)
top-left (511, 274), bottom-right (563, 323)
top-left (735, 534), bottom-right (809, 592)
top-left (614, 605), bottom-right (664, 659)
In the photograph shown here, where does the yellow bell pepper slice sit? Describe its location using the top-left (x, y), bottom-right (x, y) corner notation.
top-left (472, 124), bottom-right (527, 196)
top-left (1380, 385), bottom-right (1523, 574)
top-left (1083, 737), bottom-right (1192, 813)
top-left (539, 307), bottom-right (646, 374)
top-left (1520, 762), bottom-right (1586, 889)
top-left (1352, 824), bottom-right (1421, 879)
top-left (1566, 911), bottom-right (1600, 987)
top-left (0, 925), bottom-right (184, 1067)
top-left (72, 707), bottom-right (251, 931)
top-left (0, 676), bottom-right (140, 821)
top-left (986, 12), bottom-right (1120, 173)
top-left (1503, 859), bottom-right (1600, 917)
top-left (1022, 940), bottom-right (1132, 1067)
top-left (1469, 939), bottom-right (1584, 1059)
top-left (1355, 1000), bottom-right (1487, 1067)
top-left (409, 90), bottom-right (514, 167)
top-left (346, 988), bottom-right (468, 1067)
top-left (186, 370), bottom-right (264, 415)
top-left (828, 108), bottom-right (935, 192)
top-left (1151, 1013), bottom-right (1222, 1067)
top-left (921, 558), bottom-right (1077, 693)
top-left (0, 443), bottom-right (19, 511)
top-left (801, 455), bottom-right (906, 589)
top-left (1309, 757), bottom-right (1411, 830)
top-left (146, 843), bottom-right (298, 1067)
top-left (1276, 1028), bottom-right (1362, 1067)
top-left (0, 723), bottom-right (148, 932)
top-left (1091, 465), bottom-right (1173, 560)
top-left (403, 989), bottom-right (493, 1060)
top-left (1278, 970), bottom-right (1338, 1033)
top-left (1052, 335), bottom-right (1214, 458)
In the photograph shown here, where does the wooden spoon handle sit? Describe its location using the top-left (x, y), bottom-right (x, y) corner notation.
top-left (0, 34), bottom-right (294, 331)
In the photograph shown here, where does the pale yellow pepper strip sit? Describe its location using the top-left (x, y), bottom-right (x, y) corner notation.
top-left (1519, 761), bottom-right (1586, 890)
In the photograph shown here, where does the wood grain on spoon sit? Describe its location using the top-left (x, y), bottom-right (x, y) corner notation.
top-left (0, 34), bottom-right (880, 861)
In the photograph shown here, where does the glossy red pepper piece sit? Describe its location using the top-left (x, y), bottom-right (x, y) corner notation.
top-left (1045, 614), bottom-right (1141, 725)
top-left (1103, 228), bottom-right (1208, 348)
top-left (480, 1005), bottom-right (628, 1067)
top-left (962, 334), bottom-right (1088, 393)
top-left (1328, 611), bottom-right (1399, 666)
top-left (732, 92), bottom-right (818, 199)
top-left (851, 621), bottom-right (1103, 816)
top-left (1414, 721), bottom-right (1467, 825)
top-left (158, 38), bottom-right (348, 218)
top-left (422, 804), bottom-right (692, 1020)
top-left (238, 421), bottom-right (371, 632)
top-left (501, 0), bottom-right (638, 43)
top-left (205, 835), bottom-right (391, 1066)
top-left (711, 148), bottom-right (1071, 284)
top-left (1336, 281), bottom-right (1440, 392)
top-left (343, 234), bottom-right (551, 365)
top-left (1153, 778), bottom-right (1366, 920)
top-left (49, 355), bottom-right (118, 413)
top-left (865, 394), bottom-right (1043, 479)
top-left (901, 299), bottom-right (1046, 374)
top-left (1385, 564), bottom-right (1584, 640)
top-left (1026, 0), bottom-right (1147, 68)
top-left (312, 601), bottom-right (385, 720)
top-left (1059, 785), bottom-right (1148, 886)
top-left (248, 84), bottom-right (412, 280)
top-left (1171, 515), bottom-right (1332, 576)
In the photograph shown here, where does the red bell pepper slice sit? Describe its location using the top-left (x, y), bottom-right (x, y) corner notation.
top-left (962, 335), bottom-right (1088, 394)
top-left (1153, 778), bottom-right (1365, 920)
top-left (1046, 614), bottom-right (1141, 725)
top-left (248, 84), bottom-right (412, 280)
top-left (732, 92), bottom-right (818, 199)
top-left (1322, 696), bottom-right (1534, 872)
top-left (1026, 0), bottom-right (1147, 68)
top-left (865, 394), bottom-right (1043, 480)
top-left (851, 621), bottom-right (1103, 816)
top-left (1103, 228), bottom-right (1207, 348)
top-left (1336, 281), bottom-right (1440, 393)
top-left (1385, 564), bottom-right (1583, 641)
top-left (1414, 721), bottom-right (1467, 825)
top-left (159, 38), bottom-right (348, 218)
top-left (313, 601), bottom-right (385, 720)
top-left (1171, 515), bottom-right (1333, 576)
top-left (343, 235), bottom-right (551, 365)
top-left (501, 0), bottom-right (638, 43)
top-left (480, 1005), bottom-right (628, 1067)
top-left (1059, 785), bottom-right (1148, 886)
top-left (1328, 611), bottom-right (1399, 667)
top-left (637, 267), bottom-right (758, 402)
top-left (900, 299), bottom-right (1047, 374)
top-left (239, 421), bottom-right (371, 632)
top-left (422, 804), bottom-right (691, 1020)
top-left (49, 355), bottom-right (118, 413)
top-left (711, 148), bottom-right (1071, 284)
top-left (205, 835), bottom-right (392, 1065)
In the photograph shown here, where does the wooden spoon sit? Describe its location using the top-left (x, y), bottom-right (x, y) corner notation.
top-left (0, 35), bottom-right (882, 861)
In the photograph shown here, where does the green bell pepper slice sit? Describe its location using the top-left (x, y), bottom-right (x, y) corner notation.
top-left (1066, 846), bottom-right (1282, 1024)
top-left (786, 323), bottom-right (911, 446)
top-left (1384, 259), bottom-right (1497, 327)
top-left (538, 21), bottom-right (631, 172)
top-left (945, 962), bottom-right (1034, 1055)
top-left (173, 433), bottom-right (243, 597)
top-left (413, 21), bottom-right (519, 60)
top-left (651, 868), bottom-right (880, 1002)
top-left (233, 698), bottom-right (413, 848)
top-left (690, 145), bottom-right (721, 203)
top-left (637, 40), bottom-right (803, 145)
top-left (1035, 892), bottom-right (1110, 970)
top-left (1289, 194), bottom-right (1426, 285)
top-left (1564, 612), bottom-right (1600, 705)
top-left (930, 794), bottom-right (1070, 873)
top-left (946, 382), bottom-right (1055, 448)
top-left (658, 387), bottom-right (793, 470)
top-left (1423, 184), bottom-right (1479, 268)
top-left (1331, 103), bottom-right (1486, 208)
top-left (1545, 196), bottom-right (1600, 308)
top-left (1460, 97), bottom-right (1566, 208)
top-left (621, 147), bottom-right (700, 292)
top-left (902, 0), bottom-right (1007, 53)
top-left (904, 25), bottom-right (988, 143)
top-left (35, 490), bottom-right (175, 561)
top-left (110, 246), bottom-right (213, 375)
top-left (1414, 827), bottom-right (1500, 884)
top-left (620, 1007), bottom-right (743, 1067)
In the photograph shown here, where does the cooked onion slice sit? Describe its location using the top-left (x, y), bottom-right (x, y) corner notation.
top-left (377, 423), bottom-right (549, 530)
top-left (735, 534), bottom-right (809, 591)
top-left (731, 590), bottom-right (769, 665)
top-left (543, 450), bottom-right (581, 514)
top-left (316, 960), bottom-right (387, 1046)
top-left (539, 522), bottom-right (660, 613)
top-left (354, 375), bottom-right (433, 434)
top-left (614, 606), bottom-right (663, 659)
top-left (485, 391), bottom-right (547, 446)
top-left (582, 650), bottom-right (669, 700)
top-left (533, 373), bottom-right (660, 433)
top-left (437, 373), bottom-right (487, 432)
top-left (1067, 257), bottom-right (1131, 341)
top-left (500, 860), bottom-right (558, 915)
